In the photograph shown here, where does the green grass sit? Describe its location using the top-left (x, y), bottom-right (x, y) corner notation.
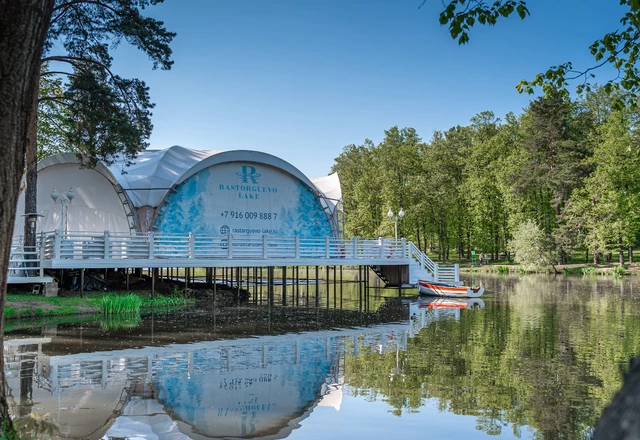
top-left (4, 305), bottom-right (80, 319)
top-left (100, 293), bottom-right (143, 315)
top-left (100, 292), bottom-right (195, 315)
top-left (6, 293), bottom-right (102, 306)
top-left (5, 290), bottom-right (196, 320)
top-left (4, 293), bottom-right (101, 319)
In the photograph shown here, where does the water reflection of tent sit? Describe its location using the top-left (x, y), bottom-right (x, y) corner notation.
top-left (7, 323), bottom-right (417, 440)
top-left (151, 340), bottom-right (337, 439)
top-left (99, 338), bottom-right (345, 439)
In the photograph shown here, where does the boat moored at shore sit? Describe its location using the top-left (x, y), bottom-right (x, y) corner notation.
top-left (418, 280), bottom-right (484, 298)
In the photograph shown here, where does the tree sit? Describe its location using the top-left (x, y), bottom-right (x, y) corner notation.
top-left (0, 0), bottom-right (174, 429)
top-left (508, 220), bottom-right (553, 272)
top-left (0, 1), bottom-right (54, 429)
top-left (436, 1), bottom-right (640, 108)
top-left (22, 0), bottom-right (174, 256)
top-left (570, 108), bottom-right (640, 265)
top-left (331, 141), bottom-right (383, 237)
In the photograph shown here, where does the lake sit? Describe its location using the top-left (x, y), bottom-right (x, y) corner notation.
top-left (4, 273), bottom-right (640, 439)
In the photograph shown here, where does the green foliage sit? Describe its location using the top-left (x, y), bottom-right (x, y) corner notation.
top-left (38, 63), bottom-right (70, 161)
top-left (611, 265), bottom-right (626, 276)
top-left (100, 314), bottom-right (142, 330)
top-left (37, 0), bottom-right (175, 166)
top-left (334, 85), bottom-right (640, 266)
top-left (344, 275), bottom-right (640, 436)
top-left (436, 1), bottom-right (640, 108)
top-left (508, 220), bottom-right (552, 271)
top-left (1, 420), bottom-right (20, 440)
top-left (582, 267), bottom-right (596, 275)
top-left (100, 292), bottom-right (194, 315)
top-left (434, 0), bottom-right (529, 45)
top-left (100, 293), bottom-right (143, 315)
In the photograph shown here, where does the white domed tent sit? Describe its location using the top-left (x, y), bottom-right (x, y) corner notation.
top-left (13, 146), bottom-right (343, 239)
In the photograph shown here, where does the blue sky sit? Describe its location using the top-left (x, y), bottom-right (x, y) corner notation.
top-left (111, 0), bottom-right (623, 178)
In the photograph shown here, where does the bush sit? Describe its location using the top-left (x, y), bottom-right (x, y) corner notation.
top-left (611, 265), bottom-right (626, 276)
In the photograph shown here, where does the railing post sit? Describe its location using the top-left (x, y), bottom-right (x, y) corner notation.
top-left (262, 234), bottom-right (268, 259)
top-left (379, 238), bottom-right (384, 259)
top-left (39, 231), bottom-right (45, 278)
top-left (189, 232), bottom-right (195, 259)
top-left (227, 234), bottom-right (233, 258)
top-left (103, 230), bottom-right (110, 259)
top-left (352, 237), bottom-right (358, 259)
top-left (295, 236), bottom-right (300, 259)
top-left (54, 229), bottom-right (61, 260)
top-left (454, 264), bottom-right (460, 282)
top-left (325, 236), bottom-right (330, 259)
top-left (148, 232), bottom-right (154, 259)
top-left (433, 264), bottom-right (439, 282)
top-left (401, 238), bottom-right (407, 258)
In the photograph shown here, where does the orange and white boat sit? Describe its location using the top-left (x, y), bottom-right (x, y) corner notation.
top-left (417, 280), bottom-right (484, 298)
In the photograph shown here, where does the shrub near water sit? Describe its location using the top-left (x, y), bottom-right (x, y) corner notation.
top-left (101, 294), bottom-right (142, 315)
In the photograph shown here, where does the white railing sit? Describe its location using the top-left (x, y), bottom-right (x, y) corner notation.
top-left (36, 230), bottom-right (409, 263)
top-left (408, 242), bottom-right (435, 274)
top-left (7, 230), bottom-right (460, 285)
top-left (435, 264), bottom-right (459, 283)
top-left (407, 242), bottom-right (460, 283)
top-left (8, 234), bottom-right (45, 279)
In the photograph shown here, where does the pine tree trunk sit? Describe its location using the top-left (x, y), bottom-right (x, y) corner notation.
top-left (23, 76), bottom-right (40, 270)
top-left (594, 248), bottom-right (599, 265)
top-left (586, 248), bottom-right (589, 264)
top-left (0, 0), bottom-right (54, 429)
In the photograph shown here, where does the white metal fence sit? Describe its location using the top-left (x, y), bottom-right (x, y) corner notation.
top-left (41, 230), bottom-right (408, 262)
top-left (9, 230), bottom-right (459, 284)
top-left (8, 235), bottom-right (45, 279)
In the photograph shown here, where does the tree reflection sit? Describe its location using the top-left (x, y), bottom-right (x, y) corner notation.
top-left (344, 275), bottom-right (640, 439)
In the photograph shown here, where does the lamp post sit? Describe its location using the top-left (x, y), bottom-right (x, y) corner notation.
top-left (51, 187), bottom-right (75, 233)
top-left (387, 208), bottom-right (405, 240)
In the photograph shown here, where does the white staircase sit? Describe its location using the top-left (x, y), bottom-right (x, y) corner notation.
top-left (407, 242), bottom-right (461, 286)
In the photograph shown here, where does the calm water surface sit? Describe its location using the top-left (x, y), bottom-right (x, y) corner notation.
top-left (4, 274), bottom-right (640, 439)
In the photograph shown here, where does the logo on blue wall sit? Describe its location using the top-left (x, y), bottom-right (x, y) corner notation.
top-left (220, 225), bottom-right (230, 235)
top-left (236, 165), bottom-right (261, 184)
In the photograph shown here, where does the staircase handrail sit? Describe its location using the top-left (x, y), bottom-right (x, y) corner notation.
top-left (408, 242), bottom-right (435, 274)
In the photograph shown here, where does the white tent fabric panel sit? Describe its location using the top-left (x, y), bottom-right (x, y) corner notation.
top-left (107, 146), bottom-right (223, 208)
top-left (21, 147), bottom-right (343, 235)
top-left (13, 164), bottom-right (131, 236)
top-left (310, 173), bottom-right (342, 213)
top-left (106, 146), bottom-right (341, 211)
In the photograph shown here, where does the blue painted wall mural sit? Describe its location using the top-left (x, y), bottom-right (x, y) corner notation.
top-left (154, 162), bottom-right (332, 237)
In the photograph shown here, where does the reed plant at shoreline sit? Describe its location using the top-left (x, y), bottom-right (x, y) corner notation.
top-left (101, 294), bottom-right (143, 315)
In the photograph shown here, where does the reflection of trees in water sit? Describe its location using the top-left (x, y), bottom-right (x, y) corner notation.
top-left (343, 275), bottom-right (640, 438)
